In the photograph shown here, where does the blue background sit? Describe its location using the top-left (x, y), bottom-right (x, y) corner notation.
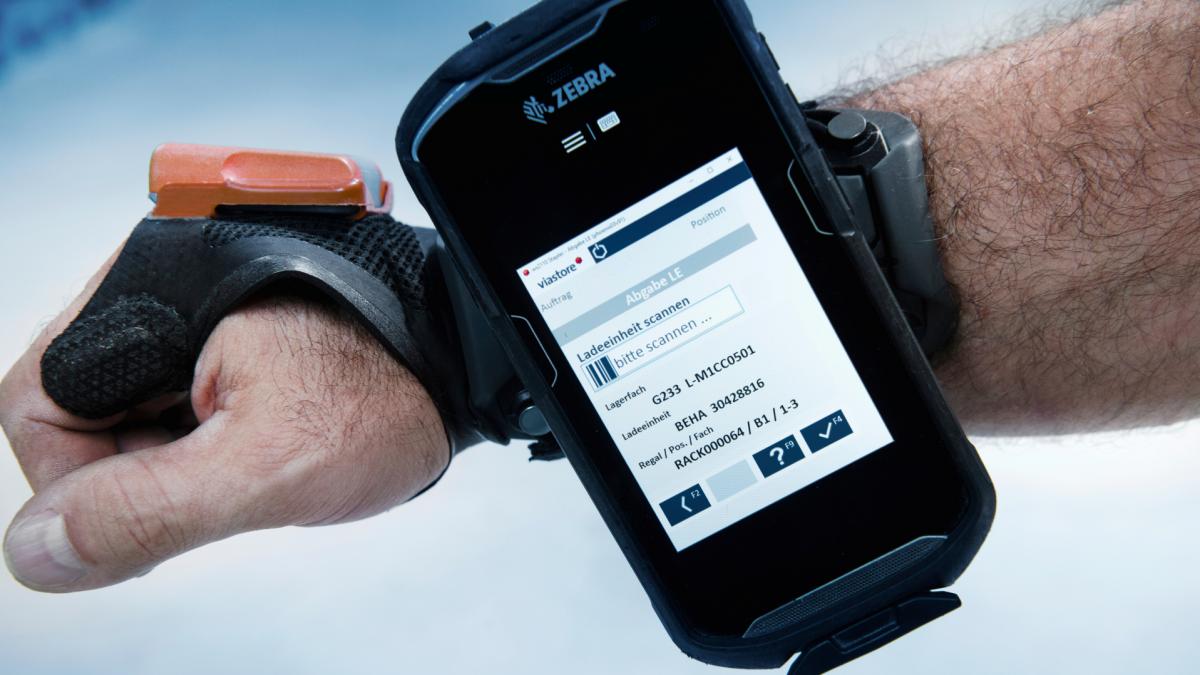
top-left (1, 1), bottom-right (1198, 673)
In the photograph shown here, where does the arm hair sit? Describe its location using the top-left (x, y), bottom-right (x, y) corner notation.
top-left (849, 0), bottom-right (1200, 434)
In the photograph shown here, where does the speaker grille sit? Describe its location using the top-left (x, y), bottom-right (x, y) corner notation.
top-left (492, 16), bottom-right (599, 82)
top-left (743, 536), bottom-right (945, 638)
top-left (544, 63), bottom-right (574, 86)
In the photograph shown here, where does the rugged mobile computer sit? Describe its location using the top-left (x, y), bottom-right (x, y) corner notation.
top-left (397, 1), bottom-right (995, 672)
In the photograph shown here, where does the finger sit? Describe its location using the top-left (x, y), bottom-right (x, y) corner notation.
top-left (4, 419), bottom-right (231, 591)
top-left (4, 297), bottom-right (448, 592)
top-left (4, 402), bottom-right (440, 592)
top-left (0, 247), bottom-right (127, 491)
top-left (3, 411), bottom-right (287, 591)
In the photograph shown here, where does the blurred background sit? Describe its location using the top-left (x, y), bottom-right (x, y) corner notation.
top-left (1, 0), bottom-right (1198, 673)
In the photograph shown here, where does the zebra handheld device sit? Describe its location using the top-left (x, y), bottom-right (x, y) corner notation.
top-left (397, 0), bottom-right (995, 671)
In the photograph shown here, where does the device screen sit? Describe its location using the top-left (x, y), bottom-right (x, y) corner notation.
top-left (515, 148), bottom-right (892, 550)
top-left (415, 0), bottom-right (968, 634)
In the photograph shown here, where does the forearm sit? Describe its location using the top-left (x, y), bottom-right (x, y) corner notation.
top-left (851, 0), bottom-right (1200, 434)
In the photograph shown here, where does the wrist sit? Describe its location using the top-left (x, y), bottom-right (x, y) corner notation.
top-left (843, 0), bottom-right (1200, 434)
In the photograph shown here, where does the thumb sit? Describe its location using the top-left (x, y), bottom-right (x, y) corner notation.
top-left (3, 294), bottom-right (448, 593)
top-left (3, 414), bottom-right (292, 592)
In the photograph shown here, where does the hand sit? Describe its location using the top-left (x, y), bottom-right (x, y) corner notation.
top-left (0, 253), bottom-right (448, 592)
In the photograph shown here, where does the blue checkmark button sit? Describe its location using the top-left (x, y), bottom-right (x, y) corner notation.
top-left (800, 410), bottom-right (853, 452)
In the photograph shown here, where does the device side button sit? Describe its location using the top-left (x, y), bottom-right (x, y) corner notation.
top-left (469, 21), bottom-right (494, 40)
top-left (510, 314), bottom-right (558, 387)
top-left (759, 32), bottom-right (781, 71)
top-left (516, 402), bottom-right (551, 437)
top-left (786, 160), bottom-right (834, 236)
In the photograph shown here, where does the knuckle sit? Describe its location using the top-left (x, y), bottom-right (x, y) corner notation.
top-left (200, 298), bottom-right (350, 407)
top-left (0, 360), bottom-right (31, 430)
top-left (0, 370), bottom-right (15, 414)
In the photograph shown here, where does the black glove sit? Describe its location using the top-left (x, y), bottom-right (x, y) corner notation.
top-left (39, 212), bottom-right (487, 452)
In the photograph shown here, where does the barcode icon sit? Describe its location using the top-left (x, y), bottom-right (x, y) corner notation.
top-left (585, 356), bottom-right (619, 389)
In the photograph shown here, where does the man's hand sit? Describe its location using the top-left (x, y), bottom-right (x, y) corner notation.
top-left (1, 255), bottom-right (448, 591)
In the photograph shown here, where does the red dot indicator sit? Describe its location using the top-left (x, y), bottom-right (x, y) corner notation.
top-left (522, 269), bottom-right (530, 276)
top-left (575, 256), bottom-right (583, 264)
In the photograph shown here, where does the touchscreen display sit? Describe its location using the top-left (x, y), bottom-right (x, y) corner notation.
top-left (517, 147), bottom-right (893, 550)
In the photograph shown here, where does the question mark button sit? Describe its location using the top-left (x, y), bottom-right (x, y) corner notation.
top-left (752, 435), bottom-right (804, 478)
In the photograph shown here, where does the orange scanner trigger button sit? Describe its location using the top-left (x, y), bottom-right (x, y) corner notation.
top-left (148, 143), bottom-right (391, 219)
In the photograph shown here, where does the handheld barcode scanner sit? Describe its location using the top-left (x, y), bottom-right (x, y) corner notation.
top-left (397, 0), bottom-right (994, 672)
